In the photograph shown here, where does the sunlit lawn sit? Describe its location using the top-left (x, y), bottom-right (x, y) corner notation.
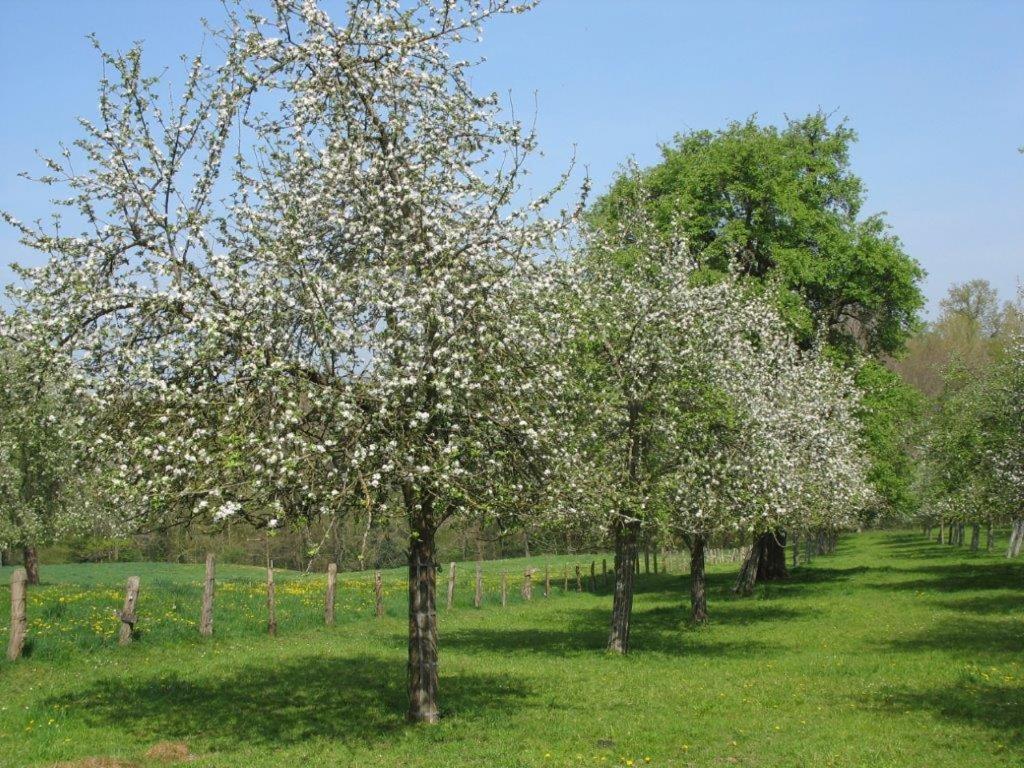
top-left (1, 531), bottom-right (1022, 767)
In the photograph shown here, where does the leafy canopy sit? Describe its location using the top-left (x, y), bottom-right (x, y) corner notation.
top-left (591, 113), bottom-right (925, 356)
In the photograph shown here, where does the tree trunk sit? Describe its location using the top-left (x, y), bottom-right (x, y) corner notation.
top-left (607, 520), bottom-right (639, 654)
top-left (407, 520), bottom-right (439, 724)
top-left (22, 545), bottom-right (40, 586)
top-left (689, 534), bottom-right (707, 624)
top-left (734, 535), bottom-right (763, 596)
top-left (7, 568), bottom-right (27, 661)
top-left (946, 524), bottom-right (954, 545)
top-left (757, 530), bottom-right (788, 581)
top-left (1008, 520), bottom-right (1024, 559)
top-left (936, 522), bottom-right (944, 543)
top-left (970, 524), bottom-right (980, 551)
top-left (986, 521), bottom-right (993, 551)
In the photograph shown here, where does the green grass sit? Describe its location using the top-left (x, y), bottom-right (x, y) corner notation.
top-left (1, 532), bottom-right (1022, 768)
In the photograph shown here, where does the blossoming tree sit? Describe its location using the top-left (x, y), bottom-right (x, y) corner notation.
top-left (5, 0), bottom-right (577, 722)
top-left (564, 169), bottom-right (871, 640)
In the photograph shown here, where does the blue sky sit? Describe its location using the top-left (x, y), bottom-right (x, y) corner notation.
top-left (1, 0), bottom-right (1021, 317)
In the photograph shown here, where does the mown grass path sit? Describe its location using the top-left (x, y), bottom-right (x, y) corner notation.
top-left (1, 531), bottom-right (1022, 767)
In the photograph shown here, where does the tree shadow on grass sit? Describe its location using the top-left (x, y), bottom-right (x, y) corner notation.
top-left (879, 533), bottom-right (1000, 562)
top-left (868, 560), bottom-right (1024, 593)
top-left (47, 653), bottom-right (531, 750)
top-left (935, 594), bottom-right (1024, 616)
top-left (867, 681), bottom-right (1024, 747)
top-left (442, 598), bottom-right (789, 658)
top-left (878, 615), bottom-right (1024, 656)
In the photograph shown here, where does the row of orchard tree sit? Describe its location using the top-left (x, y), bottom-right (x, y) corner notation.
top-left (907, 281), bottom-right (1024, 555)
top-left (1, 1), bottom-right (926, 722)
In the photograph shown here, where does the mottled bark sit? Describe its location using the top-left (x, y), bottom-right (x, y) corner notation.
top-left (734, 537), bottom-right (762, 596)
top-left (969, 524), bottom-right (980, 552)
top-left (7, 568), bottom-right (27, 661)
top-left (757, 530), bottom-right (788, 581)
top-left (607, 520), bottom-right (639, 654)
top-left (407, 521), bottom-right (439, 723)
top-left (22, 545), bottom-right (39, 586)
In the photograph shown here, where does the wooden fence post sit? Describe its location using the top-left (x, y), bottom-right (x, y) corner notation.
top-left (501, 572), bottom-right (508, 607)
top-left (589, 561), bottom-right (596, 591)
top-left (446, 562), bottom-right (456, 609)
top-left (266, 563), bottom-right (277, 637)
top-left (563, 565), bottom-right (569, 592)
top-left (374, 570), bottom-right (384, 617)
top-left (544, 564), bottom-right (550, 598)
top-left (117, 575), bottom-right (140, 645)
top-left (652, 550), bottom-right (658, 574)
top-left (199, 553), bottom-right (215, 637)
top-left (474, 562), bottom-right (483, 608)
top-left (325, 563), bottom-right (337, 625)
top-left (522, 569), bottom-right (533, 601)
top-left (6, 568), bottom-right (27, 661)
top-left (575, 564), bottom-right (582, 592)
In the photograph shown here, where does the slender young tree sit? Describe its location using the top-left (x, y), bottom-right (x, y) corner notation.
top-left (5, 0), bottom-right (577, 722)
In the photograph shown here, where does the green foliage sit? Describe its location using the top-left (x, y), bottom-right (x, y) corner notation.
top-left (592, 112), bottom-right (925, 355)
top-left (854, 360), bottom-right (925, 523)
top-left (2, 533), bottom-right (1022, 767)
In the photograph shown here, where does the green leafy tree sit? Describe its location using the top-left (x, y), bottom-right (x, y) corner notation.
top-left (855, 360), bottom-right (925, 524)
top-left (593, 113), bottom-right (925, 356)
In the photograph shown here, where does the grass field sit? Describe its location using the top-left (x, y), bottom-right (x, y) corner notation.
top-left (1, 531), bottom-right (1022, 768)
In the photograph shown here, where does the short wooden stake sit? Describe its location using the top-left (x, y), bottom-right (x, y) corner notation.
top-left (446, 562), bottom-right (456, 609)
top-left (589, 561), bottom-right (596, 591)
top-left (117, 575), bottom-right (140, 645)
top-left (575, 564), bottom-right (582, 592)
top-left (501, 572), bottom-right (508, 607)
top-left (522, 569), bottom-right (533, 601)
top-left (374, 570), bottom-right (384, 617)
top-left (563, 565), bottom-right (569, 591)
top-left (199, 553), bottom-right (215, 637)
top-left (474, 562), bottom-right (483, 608)
top-left (325, 563), bottom-right (337, 625)
top-left (266, 563), bottom-right (277, 637)
top-left (6, 568), bottom-right (27, 661)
